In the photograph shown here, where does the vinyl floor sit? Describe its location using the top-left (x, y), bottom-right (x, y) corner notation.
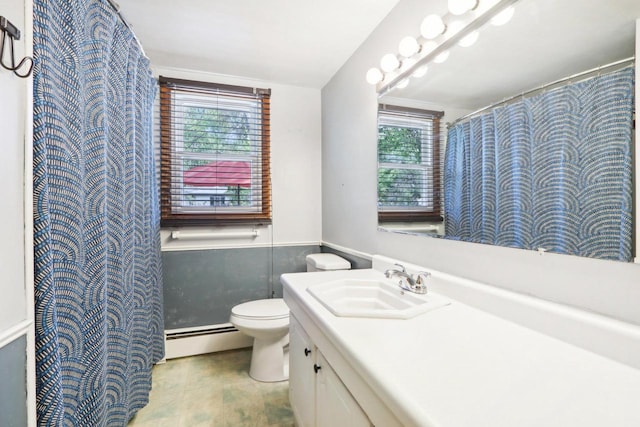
top-left (127, 348), bottom-right (294, 427)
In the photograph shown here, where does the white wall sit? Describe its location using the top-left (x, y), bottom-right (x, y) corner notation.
top-left (0, 3), bottom-right (27, 333)
top-left (153, 67), bottom-right (323, 251)
top-left (322, 0), bottom-right (640, 325)
top-left (0, 0), bottom-right (35, 424)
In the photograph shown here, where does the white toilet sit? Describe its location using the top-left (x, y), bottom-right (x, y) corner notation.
top-left (305, 252), bottom-right (351, 272)
top-left (229, 253), bottom-right (351, 382)
top-left (230, 298), bottom-right (290, 382)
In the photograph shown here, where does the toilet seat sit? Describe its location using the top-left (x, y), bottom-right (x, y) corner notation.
top-left (231, 298), bottom-right (289, 320)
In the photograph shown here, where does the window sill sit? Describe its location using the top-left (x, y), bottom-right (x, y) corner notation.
top-left (378, 212), bottom-right (443, 223)
top-left (161, 217), bottom-right (272, 227)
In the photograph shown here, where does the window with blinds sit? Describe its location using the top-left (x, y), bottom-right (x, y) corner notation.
top-left (159, 77), bottom-right (271, 226)
top-left (377, 104), bottom-right (444, 222)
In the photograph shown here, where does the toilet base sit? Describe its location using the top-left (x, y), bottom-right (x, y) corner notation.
top-left (249, 334), bottom-right (289, 382)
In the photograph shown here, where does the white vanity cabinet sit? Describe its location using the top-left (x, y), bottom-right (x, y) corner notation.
top-left (289, 313), bottom-right (315, 426)
top-left (283, 265), bottom-right (640, 427)
top-left (290, 314), bottom-right (372, 427)
top-left (315, 351), bottom-right (371, 427)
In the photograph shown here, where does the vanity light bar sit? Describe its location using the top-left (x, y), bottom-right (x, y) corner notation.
top-left (371, 0), bottom-right (520, 96)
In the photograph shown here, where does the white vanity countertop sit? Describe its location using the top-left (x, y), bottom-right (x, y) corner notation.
top-left (282, 268), bottom-right (640, 427)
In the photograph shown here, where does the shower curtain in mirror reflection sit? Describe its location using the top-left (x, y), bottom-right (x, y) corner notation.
top-left (33, 0), bottom-right (164, 425)
top-left (444, 67), bottom-right (634, 261)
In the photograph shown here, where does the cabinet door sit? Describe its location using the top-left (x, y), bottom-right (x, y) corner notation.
top-left (289, 315), bottom-right (316, 427)
top-left (316, 353), bottom-right (372, 427)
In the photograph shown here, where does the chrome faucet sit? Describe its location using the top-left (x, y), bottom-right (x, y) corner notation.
top-left (384, 264), bottom-right (429, 294)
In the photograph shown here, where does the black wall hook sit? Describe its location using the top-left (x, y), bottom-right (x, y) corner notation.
top-left (0, 16), bottom-right (33, 78)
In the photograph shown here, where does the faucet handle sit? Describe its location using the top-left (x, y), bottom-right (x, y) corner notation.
top-left (414, 271), bottom-right (431, 288)
top-left (394, 263), bottom-right (406, 273)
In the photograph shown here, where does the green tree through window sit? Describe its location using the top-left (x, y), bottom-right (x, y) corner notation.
top-left (159, 76), bottom-right (271, 226)
top-left (183, 107), bottom-right (251, 154)
top-left (181, 107), bottom-right (253, 207)
top-left (377, 105), bottom-right (443, 222)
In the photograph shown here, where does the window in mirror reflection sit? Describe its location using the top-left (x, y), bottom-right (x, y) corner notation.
top-left (377, 105), bottom-right (444, 223)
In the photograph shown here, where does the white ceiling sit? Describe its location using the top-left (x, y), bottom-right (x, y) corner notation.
top-left (384, 0), bottom-right (640, 110)
top-left (118, 0), bottom-right (399, 88)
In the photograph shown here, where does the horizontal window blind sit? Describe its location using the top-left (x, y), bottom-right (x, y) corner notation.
top-left (377, 104), bottom-right (443, 222)
top-left (159, 77), bottom-right (271, 226)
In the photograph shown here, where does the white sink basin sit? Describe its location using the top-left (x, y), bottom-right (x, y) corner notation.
top-left (307, 278), bottom-right (450, 319)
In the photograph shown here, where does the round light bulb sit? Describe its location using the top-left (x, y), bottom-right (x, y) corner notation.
top-left (448, 0), bottom-right (477, 15)
top-left (365, 67), bottom-right (383, 85)
top-left (398, 36), bottom-right (420, 58)
top-left (458, 31), bottom-right (479, 47)
top-left (420, 14), bottom-right (446, 39)
top-left (491, 6), bottom-right (514, 26)
top-left (434, 50), bottom-right (450, 64)
top-left (380, 53), bottom-right (400, 72)
top-left (412, 65), bottom-right (428, 78)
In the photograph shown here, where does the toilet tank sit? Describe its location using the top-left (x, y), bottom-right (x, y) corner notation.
top-left (306, 253), bottom-right (351, 272)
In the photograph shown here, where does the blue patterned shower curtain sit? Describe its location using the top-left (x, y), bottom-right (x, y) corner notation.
top-left (444, 67), bottom-right (634, 261)
top-left (33, 0), bottom-right (164, 425)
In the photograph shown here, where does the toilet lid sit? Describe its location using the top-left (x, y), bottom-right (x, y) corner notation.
top-left (231, 298), bottom-right (289, 320)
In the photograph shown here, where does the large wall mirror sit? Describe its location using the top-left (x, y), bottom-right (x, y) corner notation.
top-left (377, 0), bottom-right (639, 262)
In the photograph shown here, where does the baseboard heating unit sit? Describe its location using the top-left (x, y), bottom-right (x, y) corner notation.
top-left (164, 323), bottom-right (253, 360)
